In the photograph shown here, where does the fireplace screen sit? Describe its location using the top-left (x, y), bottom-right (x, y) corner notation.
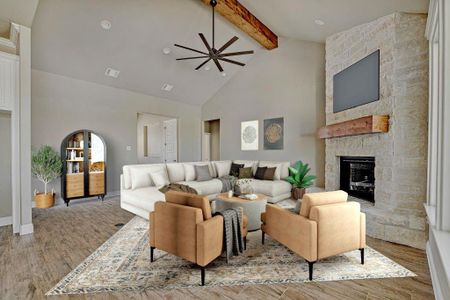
top-left (340, 157), bottom-right (375, 202)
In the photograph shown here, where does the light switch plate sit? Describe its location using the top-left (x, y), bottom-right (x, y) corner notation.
top-left (126, 146), bottom-right (132, 151)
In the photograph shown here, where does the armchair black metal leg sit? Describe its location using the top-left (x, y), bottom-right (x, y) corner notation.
top-left (262, 231), bottom-right (265, 245)
top-left (201, 266), bottom-right (205, 286)
top-left (360, 248), bottom-right (365, 265)
top-left (244, 236), bottom-right (247, 250)
top-left (150, 247), bottom-right (155, 262)
top-left (307, 260), bottom-right (316, 281)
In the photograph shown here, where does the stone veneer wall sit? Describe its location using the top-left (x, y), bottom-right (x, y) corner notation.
top-left (325, 13), bottom-right (428, 249)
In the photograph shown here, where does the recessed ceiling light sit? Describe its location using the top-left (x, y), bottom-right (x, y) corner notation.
top-left (162, 47), bottom-right (171, 55)
top-left (205, 65), bottom-right (211, 71)
top-left (314, 19), bottom-right (325, 26)
top-left (161, 83), bottom-right (174, 92)
top-left (101, 20), bottom-right (112, 30)
top-left (105, 67), bottom-right (120, 78)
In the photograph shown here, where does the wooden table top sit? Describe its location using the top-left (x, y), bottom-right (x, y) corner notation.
top-left (216, 193), bottom-right (267, 203)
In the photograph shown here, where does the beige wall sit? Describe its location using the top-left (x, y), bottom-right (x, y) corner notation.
top-left (0, 112), bottom-right (12, 218)
top-left (202, 38), bottom-right (325, 186)
top-left (31, 70), bottom-right (202, 197)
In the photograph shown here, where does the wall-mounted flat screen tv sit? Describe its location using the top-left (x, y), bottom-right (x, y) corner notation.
top-left (333, 50), bottom-right (380, 113)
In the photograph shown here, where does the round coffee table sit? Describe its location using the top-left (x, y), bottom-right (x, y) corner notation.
top-left (214, 193), bottom-right (267, 231)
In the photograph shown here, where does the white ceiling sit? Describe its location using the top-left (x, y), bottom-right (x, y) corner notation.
top-left (239, 0), bottom-right (429, 42)
top-left (30, 0), bottom-right (429, 106)
top-left (31, 0), bottom-right (258, 106)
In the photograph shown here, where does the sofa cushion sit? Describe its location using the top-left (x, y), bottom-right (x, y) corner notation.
top-left (263, 167), bottom-right (277, 181)
top-left (233, 160), bottom-right (258, 174)
top-left (150, 169), bottom-right (170, 187)
top-left (254, 167), bottom-right (267, 180)
top-left (229, 163), bottom-right (244, 177)
top-left (196, 165), bottom-right (213, 181)
top-left (179, 179), bottom-right (223, 196)
top-left (250, 179), bottom-right (292, 197)
top-left (259, 161), bottom-right (290, 179)
top-left (121, 186), bottom-right (165, 212)
top-left (183, 162), bottom-right (216, 181)
top-left (238, 167), bottom-right (253, 179)
top-left (213, 160), bottom-right (232, 178)
top-left (130, 168), bottom-right (152, 190)
top-left (124, 164), bottom-right (166, 190)
top-left (166, 163), bottom-right (185, 183)
top-left (300, 190), bottom-right (348, 218)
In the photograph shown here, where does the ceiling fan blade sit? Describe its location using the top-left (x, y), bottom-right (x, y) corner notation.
top-left (174, 44), bottom-right (208, 55)
top-left (213, 58), bottom-right (224, 72)
top-left (219, 50), bottom-right (255, 57)
top-left (176, 55), bottom-right (210, 61)
top-left (218, 57), bottom-right (245, 67)
top-left (195, 58), bottom-right (212, 70)
top-left (198, 33), bottom-right (213, 54)
top-left (217, 36), bottom-right (239, 54)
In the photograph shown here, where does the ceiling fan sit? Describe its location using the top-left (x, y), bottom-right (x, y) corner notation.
top-left (174, 0), bottom-right (254, 72)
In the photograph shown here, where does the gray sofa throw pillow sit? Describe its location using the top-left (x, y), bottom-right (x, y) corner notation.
top-left (195, 165), bottom-right (212, 182)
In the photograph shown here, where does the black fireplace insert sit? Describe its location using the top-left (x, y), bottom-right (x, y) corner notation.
top-left (340, 156), bottom-right (375, 202)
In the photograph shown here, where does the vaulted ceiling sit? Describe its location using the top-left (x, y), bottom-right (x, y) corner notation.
top-left (28, 0), bottom-right (428, 106)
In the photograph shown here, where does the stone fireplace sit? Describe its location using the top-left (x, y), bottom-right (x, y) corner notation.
top-left (324, 13), bottom-right (428, 249)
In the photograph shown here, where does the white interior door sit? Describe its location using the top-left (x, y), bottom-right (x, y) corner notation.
top-left (163, 119), bottom-right (178, 163)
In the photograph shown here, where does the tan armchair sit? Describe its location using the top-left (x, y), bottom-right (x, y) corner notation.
top-left (149, 191), bottom-right (248, 285)
top-left (261, 190), bottom-right (366, 280)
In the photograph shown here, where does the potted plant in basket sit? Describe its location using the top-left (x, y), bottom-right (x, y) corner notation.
top-left (32, 145), bottom-right (63, 208)
top-left (285, 160), bottom-right (317, 200)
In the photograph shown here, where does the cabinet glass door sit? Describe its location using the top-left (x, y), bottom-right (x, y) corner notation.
top-left (65, 131), bottom-right (85, 198)
top-left (88, 132), bottom-right (105, 196)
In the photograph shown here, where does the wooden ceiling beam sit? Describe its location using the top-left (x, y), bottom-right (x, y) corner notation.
top-left (201, 0), bottom-right (278, 50)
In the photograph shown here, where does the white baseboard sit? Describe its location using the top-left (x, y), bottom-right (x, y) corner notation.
top-left (20, 223), bottom-right (34, 235)
top-left (0, 216), bottom-right (12, 227)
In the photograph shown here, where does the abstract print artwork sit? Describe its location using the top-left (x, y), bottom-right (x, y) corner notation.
top-left (264, 117), bottom-right (284, 150)
top-left (241, 120), bottom-right (259, 151)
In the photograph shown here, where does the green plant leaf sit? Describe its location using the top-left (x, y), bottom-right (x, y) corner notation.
top-left (288, 167), bottom-right (298, 176)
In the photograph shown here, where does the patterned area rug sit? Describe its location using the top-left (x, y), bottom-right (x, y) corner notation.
top-left (47, 217), bottom-right (416, 295)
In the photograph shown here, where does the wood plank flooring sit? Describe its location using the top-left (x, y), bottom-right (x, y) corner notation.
top-left (0, 198), bottom-right (434, 300)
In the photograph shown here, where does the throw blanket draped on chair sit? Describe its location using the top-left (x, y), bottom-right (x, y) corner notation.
top-left (215, 208), bottom-right (244, 263)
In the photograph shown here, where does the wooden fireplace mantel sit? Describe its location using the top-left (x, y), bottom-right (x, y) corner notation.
top-left (317, 115), bottom-right (389, 139)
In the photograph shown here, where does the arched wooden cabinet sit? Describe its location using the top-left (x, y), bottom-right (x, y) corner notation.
top-left (61, 130), bottom-right (107, 206)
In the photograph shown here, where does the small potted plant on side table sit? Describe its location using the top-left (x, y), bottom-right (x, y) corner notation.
top-left (285, 160), bottom-right (317, 200)
top-left (32, 145), bottom-right (63, 208)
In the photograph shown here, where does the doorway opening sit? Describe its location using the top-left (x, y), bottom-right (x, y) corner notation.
top-left (203, 119), bottom-right (220, 161)
top-left (0, 111), bottom-right (12, 228)
top-left (137, 113), bottom-right (178, 164)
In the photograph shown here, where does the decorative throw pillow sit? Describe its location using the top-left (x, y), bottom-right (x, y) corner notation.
top-left (214, 161), bottom-right (232, 178)
top-left (196, 165), bottom-right (212, 181)
top-left (263, 167), bottom-right (277, 181)
top-left (229, 163), bottom-right (244, 177)
top-left (254, 167), bottom-right (268, 180)
top-left (130, 168), bottom-right (152, 190)
top-left (150, 170), bottom-right (170, 188)
top-left (238, 167), bottom-right (253, 179)
top-left (183, 164), bottom-right (196, 181)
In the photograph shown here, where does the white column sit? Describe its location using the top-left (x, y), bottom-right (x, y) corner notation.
top-left (18, 25), bottom-right (33, 235)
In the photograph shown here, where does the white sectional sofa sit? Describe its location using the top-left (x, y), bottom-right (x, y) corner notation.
top-left (120, 160), bottom-right (292, 219)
